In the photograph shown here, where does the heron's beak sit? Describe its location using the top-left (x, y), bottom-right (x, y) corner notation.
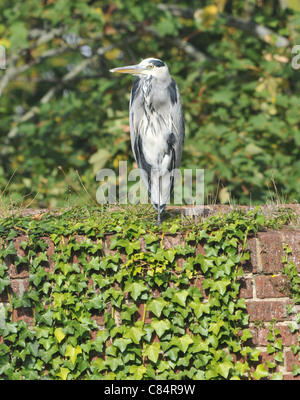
top-left (109, 65), bottom-right (144, 76)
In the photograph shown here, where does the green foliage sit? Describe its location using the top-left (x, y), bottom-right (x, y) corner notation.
top-left (282, 244), bottom-right (300, 377)
top-left (0, 206), bottom-right (294, 380)
top-left (0, 1), bottom-right (300, 207)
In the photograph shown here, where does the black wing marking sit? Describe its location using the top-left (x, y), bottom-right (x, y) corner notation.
top-left (133, 134), bottom-right (152, 192)
top-left (130, 77), bottom-right (141, 107)
top-left (167, 79), bottom-right (178, 106)
top-left (165, 132), bottom-right (177, 206)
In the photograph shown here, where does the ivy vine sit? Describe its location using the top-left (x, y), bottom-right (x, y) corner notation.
top-left (0, 206), bottom-right (297, 379)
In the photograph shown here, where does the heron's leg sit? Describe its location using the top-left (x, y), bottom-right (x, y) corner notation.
top-left (156, 176), bottom-right (161, 226)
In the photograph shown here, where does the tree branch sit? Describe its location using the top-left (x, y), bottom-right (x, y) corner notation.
top-left (158, 4), bottom-right (290, 48)
top-left (5, 43), bottom-right (118, 140)
top-left (0, 46), bottom-right (70, 97)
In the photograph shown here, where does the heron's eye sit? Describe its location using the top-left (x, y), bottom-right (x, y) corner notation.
top-left (148, 64), bottom-right (154, 70)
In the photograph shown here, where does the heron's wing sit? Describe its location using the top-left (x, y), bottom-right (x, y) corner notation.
top-left (129, 78), bottom-right (151, 191)
top-left (149, 79), bottom-right (184, 210)
top-left (167, 79), bottom-right (185, 170)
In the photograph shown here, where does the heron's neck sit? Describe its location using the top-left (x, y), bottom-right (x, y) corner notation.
top-left (142, 75), bottom-right (153, 99)
top-left (141, 75), bottom-right (171, 106)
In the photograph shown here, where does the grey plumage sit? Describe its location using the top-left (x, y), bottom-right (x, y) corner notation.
top-left (110, 58), bottom-right (185, 225)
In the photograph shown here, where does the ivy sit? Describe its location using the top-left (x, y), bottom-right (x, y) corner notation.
top-left (281, 244), bottom-right (300, 378)
top-left (0, 206), bottom-right (296, 379)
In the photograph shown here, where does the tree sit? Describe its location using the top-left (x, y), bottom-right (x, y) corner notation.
top-left (0, 0), bottom-right (299, 207)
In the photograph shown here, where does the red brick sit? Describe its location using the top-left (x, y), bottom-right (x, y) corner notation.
top-left (251, 351), bottom-right (280, 372)
top-left (192, 276), bottom-right (208, 299)
top-left (196, 242), bottom-right (206, 256)
top-left (250, 325), bottom-right (299, 346)
top-left (283, 374), bottom-right (300, 380)
top-left (39, 236), bottom-right (55, 272)
top-left (258, 231), bottom-right (283, 274)
top-left (8, 236), bottom-right (29, 279)
top-left (286, 349), bottom-right (300, 372)
top-left (13, 236), bottom-right (29, 256)
top-left (10, 279), bottom-right (30, 297)
top-left (102, 234), bottom-right (114, 256)
top-left (0, 291), bottom-right (9, 302)
top-left (12, 308), bottom-right (33, 326)
top-left (246, 300), bottom-right (286, 322)
top-left (255, 275), bottom-right (291, 299)
top-left (136, 303), bottom-right (151, 324)
top-left (282, 231), bottom-right (300, 273)
top-left (244, 237), bottom-right (258, 273)
top-left (91, 312), bottom-right (105, 326)
top-left (238, 277), bottom-right (253, 299)
top-left (163, 234), bottom-right (182, 249)
top-left (138, 237), bottom-right (146, 252)
top-left (175, 255), bottom-right (185, 268)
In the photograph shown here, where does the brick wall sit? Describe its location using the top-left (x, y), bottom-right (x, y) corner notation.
top-left (0, 226), bottom-right (299, 379)
top-left (241, 230), bottom-right (300, 379)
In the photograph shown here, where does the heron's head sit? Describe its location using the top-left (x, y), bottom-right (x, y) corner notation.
top-left (110, 58), bottom-right (170, 81)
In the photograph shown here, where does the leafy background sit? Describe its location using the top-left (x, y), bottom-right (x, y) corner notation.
top-left (0, 0), bottom-right (300, 208)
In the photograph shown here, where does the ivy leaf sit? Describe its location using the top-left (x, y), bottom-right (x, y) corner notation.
top-left (240, 328), bottom-right (253, 342)
top-left (192, 336), bottom-right (209, 353)
top-left (172, 289), bottom-right (189, 307)
top-left (143, 342), bottom-right (160, 364)
top-left (164, 249), bottom-right (176, 263)
top-left (38, 309), bottom-right (53, 326)
top-left (209, 319), bottom-right (224, 336)
top-left (125, 240), bottom-right (140, 256)
top-left (27, 341), bottom-right (40, 357)
top-left (0, 276), bottom-right (10, 293)
top-left (105, 356), bottom-right (123, 372)
top-left (241, 346), bottom-right (261, 361)
top-left (201, 258), bottom-right (214, 274)
top-left (110, 238), bottom-right (140, 255)
top-left (56, 367), bottom-right (70, 380)
top-left (86, 256), bottom-right (101, 271)
top-left (168, 223), bottom-right (180, 234)
top-left (274, 351), bottom-right (283, 363)
top-left (163, 347), bottom-right (180, 362)
top-left (130, 365), bottom-right (147, 379)
top-left (87, 295), bottom-right (104, 310)
top-left (150, 319), bottom-right (171, 338)
top-left (253, 363), bottom-right (269, 380)
top-left (144, 234), bottom-right (158, 245)
top-left (1, 242), bottom-right (17, 258)
top-left (28, 269), bottom-right (46, 287)
top-left (113, 337), bottom-right (132, 353)
top-left (216, 359), bottom-right (234, 379)
top-left (120, 304), bottom-right (139, 321)
top-left (210, 279), bottom-right (231, 295)
top-left (39, 346), bottom-right (58, 363)
top-left (54, 327), bottom-right (66, 343)
top-left (65, 344), bottom-right (82, 365)
top-left (124, 326), bottom-right (146, 344)
top-left (234, 360), bottom-right (249, 376)
top-left (39, 337), bottom-right (54, 351)
top-left (170, 334), bottom-right (193, 352)
top-left (189, 298), bottom-right (210, 318)
top-left (147, 297), bottom-right (168, 318)
top-left (124, 281), bottom-right (148, 301)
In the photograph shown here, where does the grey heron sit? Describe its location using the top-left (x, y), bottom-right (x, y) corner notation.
top-left (110, 58), bottom-right (185, 225)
